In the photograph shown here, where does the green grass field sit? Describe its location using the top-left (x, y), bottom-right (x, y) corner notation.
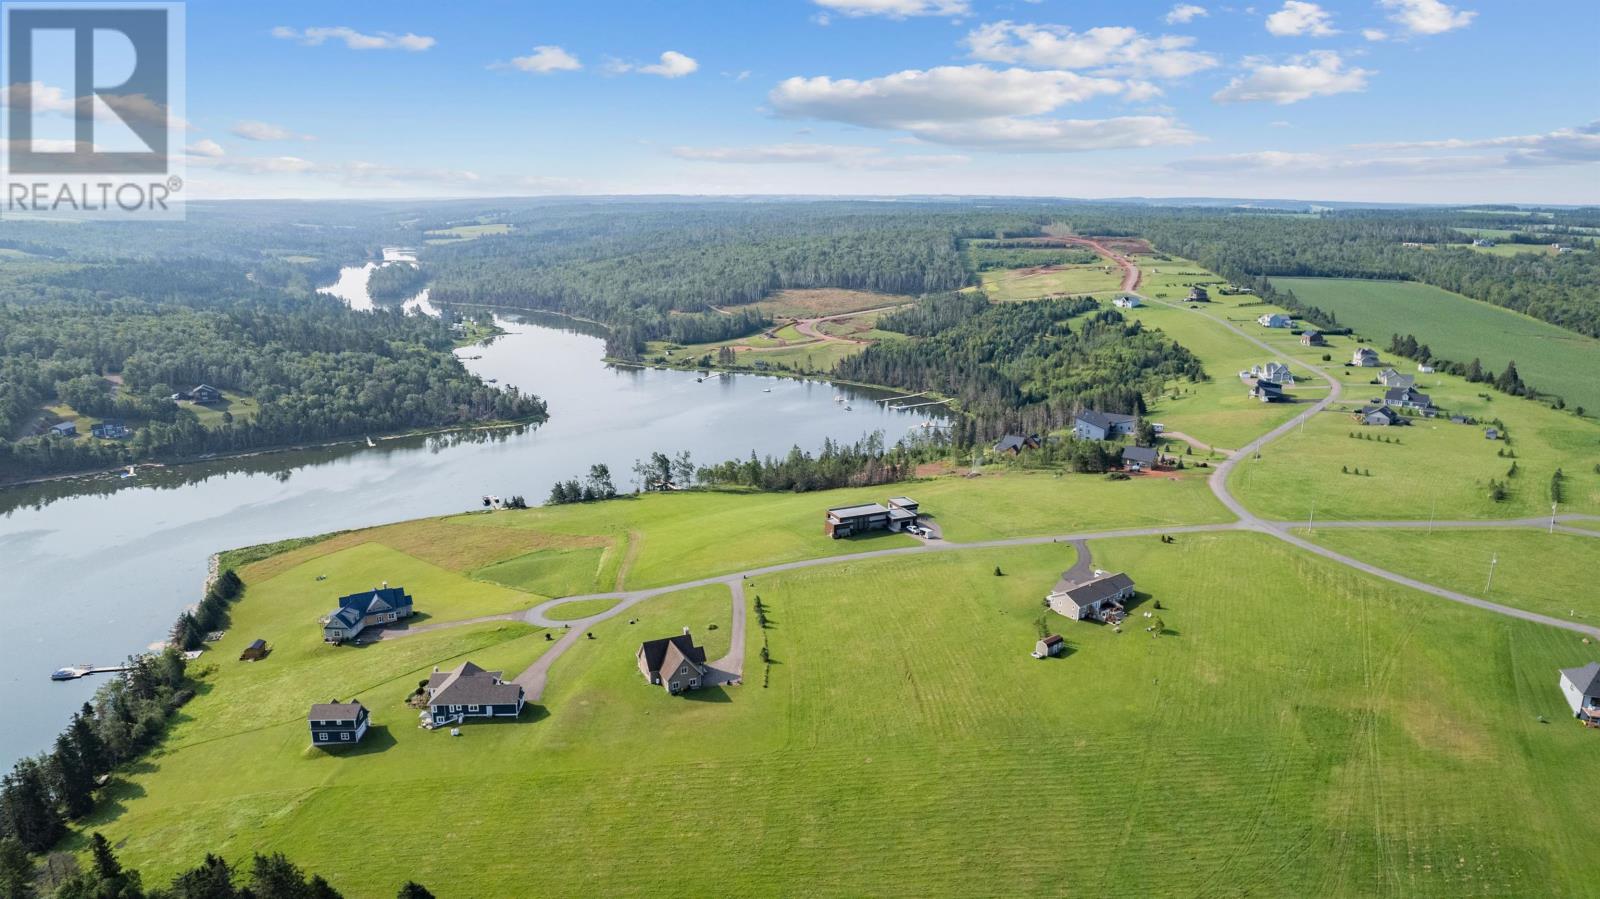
top-left (81, 526), bottom-right (1600, 896)
top-left (1220, 299), bottom-right (1600, 522)
top-left (1117, 257), bottom-right (1308, 448)
top-left (1299, 527), bottom-right (1600, 623)
top-left (1273, 278), bottom-right (1600, 414)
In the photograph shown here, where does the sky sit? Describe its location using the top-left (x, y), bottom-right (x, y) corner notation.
top-left (108, 0), bottom-right (1600, 203)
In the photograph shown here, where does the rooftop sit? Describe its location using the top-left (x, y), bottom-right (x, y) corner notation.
top-left (309, 700), bottom-right (365, 721)
top-left (1563, 662), bottom-right (1600, 696)
top-left (828, 502), bottom-right (889, 519)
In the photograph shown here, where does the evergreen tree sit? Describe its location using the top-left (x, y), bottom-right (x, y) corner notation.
top-left (0, 758), bottom-right (64, 853)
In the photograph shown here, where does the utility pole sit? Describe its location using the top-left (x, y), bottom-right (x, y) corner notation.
top-left (1307, 500), bottom-right (1316, 532)
top-left (1551, 501), bottom-right (1558, 534)
top-left (1485, 553), bottom-right (1498, 593)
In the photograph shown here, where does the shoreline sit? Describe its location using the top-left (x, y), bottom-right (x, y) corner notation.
top-left (0, 416), bottom-right (547, 492)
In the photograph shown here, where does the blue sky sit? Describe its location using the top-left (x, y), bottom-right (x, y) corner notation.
top-left (170, 0), bottom-right (1598, 203)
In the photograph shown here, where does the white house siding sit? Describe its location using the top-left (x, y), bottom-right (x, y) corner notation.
top-left (1561, 677), bottom-right (1587, 716)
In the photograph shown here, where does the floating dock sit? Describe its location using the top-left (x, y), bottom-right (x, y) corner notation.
top-left (50, 664), bottom-right (130, 682)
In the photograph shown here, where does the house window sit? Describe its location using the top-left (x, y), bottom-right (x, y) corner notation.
top-left (468, 704), bottom-right (480, 712)
top-left (670, 681), bottom-right (680, 692)
top-left (317, 733), bottom-right (328, 742)
top-left (451, 705), bottom-right (461, 712)
top-left (689, 678), bottom-right (699, 688)
top-left (340, 732), bottom-right (350, 741)
top-left (330, 630), bottom-right (341, 639)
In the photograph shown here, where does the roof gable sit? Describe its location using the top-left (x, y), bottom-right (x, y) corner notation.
top-left (638, 634), bottom-right (707, 674)
top-left (1563, 662), bottom-right (1600, 696)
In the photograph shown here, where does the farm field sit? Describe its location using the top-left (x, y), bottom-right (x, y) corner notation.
top-left (1273, 277), bottom-right (1600, 415)
top-left (1299, 527), bottom-right (1600, 623)
top-left (78, 528), bottom-right (1600, 896)
top-left (424, 222), bottom-right (512, 243)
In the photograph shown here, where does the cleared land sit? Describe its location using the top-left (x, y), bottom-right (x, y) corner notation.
top-left (973, 262), bottom-right (1125, 301)
top-left (80, 528), bottom-right (1600, 895)
top-left (739, 288), bottom-right (912, 319)
top-left (424, 223), bottom-right (513, 244)
top-left (1274, 277), bottom-right (1600, 414)
top-left (1299, 527), bottom-right (1600, 623)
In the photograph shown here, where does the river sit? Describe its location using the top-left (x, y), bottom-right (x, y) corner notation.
top-left (0, 259), bottom-right (943, 767)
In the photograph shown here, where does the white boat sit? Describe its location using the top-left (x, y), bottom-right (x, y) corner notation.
top-left (762, 388), bottom-right (772, 393)
top-left (834, 394), bottom-right (844, 403)
top-left (119, 465), bottom-right (136, 479)
top-left (366, 436), bottom-right (376, 447)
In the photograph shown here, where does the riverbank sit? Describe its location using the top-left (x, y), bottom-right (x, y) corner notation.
top-left (0, 415), bottom-right (548, 491)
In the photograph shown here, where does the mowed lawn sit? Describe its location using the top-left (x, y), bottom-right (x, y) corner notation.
top-left (1226, 311), bottom-right (1600, 522)
top-left (1299, 527), bottom-right (1600, 623)
top-left (458, 471), bottom-right (1231, 589)
top-left (1274, 277), bottom-right (1600, 415)
top-left (81, 531), bottom-right (1600, 896)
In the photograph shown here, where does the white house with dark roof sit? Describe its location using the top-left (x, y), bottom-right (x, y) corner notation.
top-left (424, 661), bottom-right (524, 726)
top-left (1257, 313), bottom-right (1293, 328)
top-left (1113, 294), bottom-right (1141, 308)
top-left (1048, 572), bottom-right (1136, 622)
top-left (1352, 347), bottom-right (1381, 367)
top-left (308, 700), bottom-right (369, 746)
top-left (1559, 663), bottom-right (1600, 721)
top-left (1072, 410), bottom-right (1137, 441)
top-left (1378, 368), bottom-right (1415, 390)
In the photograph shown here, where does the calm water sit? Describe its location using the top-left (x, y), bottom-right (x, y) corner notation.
top-left (0, 264), bottom-right (942, 767)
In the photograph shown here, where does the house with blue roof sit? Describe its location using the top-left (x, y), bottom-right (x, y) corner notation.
top-left (322, 584), bottom-right (414, 644)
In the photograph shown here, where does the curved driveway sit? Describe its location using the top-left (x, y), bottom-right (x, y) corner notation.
top-left (386, 242), bottom-right (1600, 700)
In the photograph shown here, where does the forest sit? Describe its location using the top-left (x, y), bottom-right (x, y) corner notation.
top-left (366, 262), bottom-right (428, 302)
top-left (0, 259), bottom-right (545, 480)
top-left (835, 292), bottom-right (1206, 440)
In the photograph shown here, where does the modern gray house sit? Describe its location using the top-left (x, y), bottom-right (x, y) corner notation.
top-left (48, 422), bottom-right (77, 438)
top-left (1048, 572), bottom-right (1136, 622)
top-left (1559, 663), bottom-right (1600, 722)
top-left (322, 585), bottom-right (414, 643)
top-left (637, 630), bottom-right (709, 694)
top-left (424, 661), bottom-right (525, 727)
top-left (1072, 410), bottom-right (1137, 441)
top-left (1378, 368), bottom-right (1415, 390)
top-left (1351, 347), bottom-right (1381, 367)
top-left (309, 700), bottom-right (370, 746)
top-left (825, 497), bottom-right (921, 538)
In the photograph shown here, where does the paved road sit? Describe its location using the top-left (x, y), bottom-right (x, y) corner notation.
top-left (1081, 240), bottom-right (1600, 639)
top-left (384, 242), bottom-right (1600, 696)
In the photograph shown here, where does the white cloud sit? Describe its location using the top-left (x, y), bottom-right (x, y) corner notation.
top-left (811, 0), bottom-right (970, 19)
top-left (503, 45), bottom-right (582, 73)
top-left (639, 51), bottom-right (699, 78)
top-left (230, 120), bottom-right (315, 142)
top-left (1356, 121), bottom-right (1600, 165)
top-left (608, 51), bottom-right (699, 78)
top-left (671, 143), bottom-right (969, 169)
top-left (1164, 4), bottom-right (1208, 25)
top-left (270, 26), bottom-right (435, 52)
top-left (185, 138), bottom-right (225, 158)
top-left (965, 22), bottom-right (1218, 78)
top-left (767, 65), bottom-right (1199, 152)
top-left (1264, 1), bottom-right (1338, 37)
top-left (1362, 28), bottom-right (1389, 41)
top-left (771, 65), bottom-right (1127, 127)
top-left (1213, 51), bottom-right (1370, 104)
top-left (1171, 122), bottom-right (1599, 182)
top-left (1380, 0), bottom-right (1476, 35)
